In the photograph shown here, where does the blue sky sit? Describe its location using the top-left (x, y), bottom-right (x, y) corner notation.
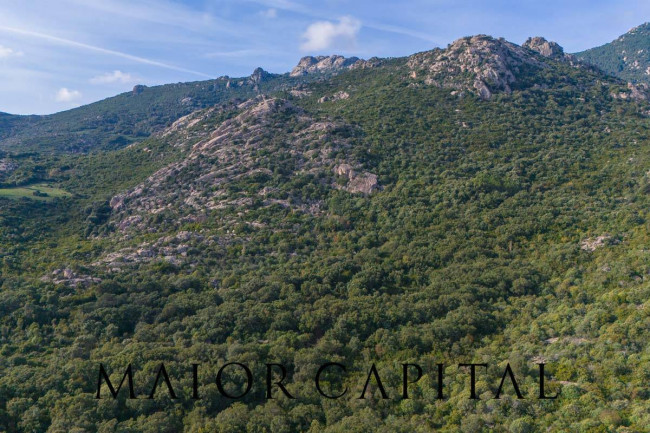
top-left (0, 0), bottom-right (649, 115)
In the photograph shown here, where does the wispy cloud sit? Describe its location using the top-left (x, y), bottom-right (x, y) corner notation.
top-left (90, 70), bottom-right (134, 84)
top-left (63, 0), bottom-right (245, 37)
top-left (249, 0), bottom-right (439, 45)
top-left (300, 16), bottom-right (362, 51)
top-left (362, 21), bottom-right (440, 45)
top-left (0, 44), bottom-right (23, 58)
top-left (0, 25), bottom-right (212, 78)
top-left (260, 8), bottom-right (278, 18)
top-left (55, 87), bottom-right (82, 102)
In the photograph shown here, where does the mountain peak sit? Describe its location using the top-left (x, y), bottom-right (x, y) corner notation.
top-left (290, 55), bottom-right (363, 77)
top-left (250, 67), bottom-right (272, 84)
top-left (523, 36), bottom-right (565, 58)
top-left (626, 22), bottom-right (650, 34)
top-left (407, 34), bottom-right (545, 99)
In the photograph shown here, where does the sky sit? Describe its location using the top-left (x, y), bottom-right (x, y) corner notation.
top-left (0, 0), bottom-right (649, 115)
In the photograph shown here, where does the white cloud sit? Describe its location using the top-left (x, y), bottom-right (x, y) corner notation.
top-left (55, 87), bottom-right (82, 102)
top-left (260, 8), bottom-right (277, 18)
top-left (300, 16), bottom-right (361, 52)
top-left (90, 70), bottom-right (134, 84)
top-left (0, 44), bottom-right (23, 58)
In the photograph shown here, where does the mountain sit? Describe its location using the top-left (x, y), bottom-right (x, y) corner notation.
top-left (0, 59), bottom-right (381, 156)
top-left (290, 54), bottom-right (375, 76)
top-left (0, 69), bottom-right (309, 154)
top-left (2, 33), bottom-right (650, 432)
top-left (407, 35), bottom-right (590, 99)
top-left (576, 22), bottom-right (650, 83)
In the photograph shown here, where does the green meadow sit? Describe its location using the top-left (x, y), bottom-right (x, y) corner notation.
top-left (0, 183), bottom-right (72, 201)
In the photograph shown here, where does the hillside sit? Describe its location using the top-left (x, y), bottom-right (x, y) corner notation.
top-left (576, 22), bottom-right (650, 83)
top-left (1, 34), bottom-right (650, 432)
top-left (0, 74), bottom-right (271, 154)
top-left (0, 56), bottom-right (375, 156)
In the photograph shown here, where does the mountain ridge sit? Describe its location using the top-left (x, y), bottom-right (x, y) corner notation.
top-left (0, 32), bottom-right (641, 155)
top-left (575, 22), bottom-right (650, 83)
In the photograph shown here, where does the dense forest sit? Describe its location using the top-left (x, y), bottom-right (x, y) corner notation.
top-left (576, 22), bottom-right (650, 84)
top-left (0, 33), bottom-right (650, 432)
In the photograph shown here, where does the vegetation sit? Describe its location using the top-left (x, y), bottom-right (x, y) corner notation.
top-left (0, 183), bottom-right (71, 201)
top-left (576, 22), bottom-right (650, 83)
top-left (0, 36), bottom-right (649, 432)
top-left (0, 72), bottom-right (314, 154)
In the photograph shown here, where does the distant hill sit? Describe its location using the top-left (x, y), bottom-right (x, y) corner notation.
top-left (0, 72), bottom-right (282, 153)
top-left (1, 71), bottom-right (332, 154)
top-left (575, 22), bottom-right (650, 83)
top-left (0, 55), bottom-right (370, 154)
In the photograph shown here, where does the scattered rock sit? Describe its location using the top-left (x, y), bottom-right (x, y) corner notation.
top-left (43, 268), bottom-right (101, 287)
top-left (94, 231), bottom-right (210, 269)
top-left (580, 234), bottom-right (618, 251)
top-left (318, 91), bottom-right (350, 103)
top-left (289, 89), bottom-right (312, 98)
top-left (610, 82), bottom-right (649, 101)
top-left (545, 336), bottom-right (589, 345)
top-left (0, 159), bottom-right (17, 174)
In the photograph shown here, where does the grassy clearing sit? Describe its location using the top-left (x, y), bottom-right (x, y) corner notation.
top-left (0, 183), bottom-right (73, 201)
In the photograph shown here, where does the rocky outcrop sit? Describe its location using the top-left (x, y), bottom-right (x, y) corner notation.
top-left (407, 35), bottom-right (546, 99)
top-left (93, 231), bottom-right (214, 270)
top-left (41, 268), bottom-right (101, 287)
top-left (407, 34), bottom-right (610, 99)
top-left (334, 164), bottom-right (379, 195)
top-left (523, 37), bottom-right (565, 59)
top-left (290, 55), bottom-right (365, 77)
top-left (250, 67), bottom-right (272, 84)
top-left (109, 97), bottom-right (377, 232)
top-left (522, 36), bottom-right (594, 71)
top-left (611, 82), bottom-right (650, 101)
top-left (580, 234), bottom-right (619, 251)
top-left (318, 91), bottom-right (350, 103)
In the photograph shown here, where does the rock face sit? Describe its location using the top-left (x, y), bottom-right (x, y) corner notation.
top-left (290, 55), bottom-right (364, 77)
top-left (250, 67), bottom-right (272, 84)
top-left (109, 97), bottom-right (378, 232)
top-left (407, 35), bottom-right (601, 99)
top-left (334, 164), bottom-right (379, 195)
top-left (611, 82), bottom-right (650, 101)
top-left (580, 234), bottom-right (619, 251)
top-left (523, 37), bottom-right (565, 59)
top-left (318, 91), bottom-right (350, 103)
top-left (407, 35), bottom-right (546, 99)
